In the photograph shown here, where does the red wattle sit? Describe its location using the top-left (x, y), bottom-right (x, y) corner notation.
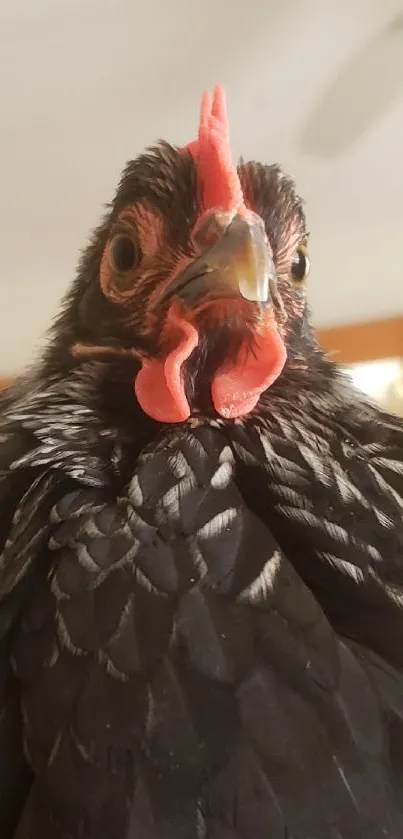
top-left (134, 317), bottom-right (198, 423)
top-left (211, 327), bottom-right (287, 419)
top-left (134, 311), bottom-right (286, 424)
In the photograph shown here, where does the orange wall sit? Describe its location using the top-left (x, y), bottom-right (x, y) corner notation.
top-left (317, 315), bottom-right (403, 364)
top-left (0, 378), bottom-right (12, 390)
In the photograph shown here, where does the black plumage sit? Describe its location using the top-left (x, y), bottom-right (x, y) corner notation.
top-left (1, 115), bottom-right (403, 838)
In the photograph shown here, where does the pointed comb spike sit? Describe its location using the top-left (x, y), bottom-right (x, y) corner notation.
top-left (211, 85), bottom-right (228, 139)
top-left (183, 85), bottom-right (244, 214)
top-left (199, 90), bottom-right (213, 134)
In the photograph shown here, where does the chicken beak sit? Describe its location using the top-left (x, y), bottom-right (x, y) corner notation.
top-left (160, 213), bottom-right (275, 308)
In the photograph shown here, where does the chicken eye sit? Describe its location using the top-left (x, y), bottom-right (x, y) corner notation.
top-left (291, 246), bottom-right (310, 284)
top-left (109, 234), bottom-right (140, 274)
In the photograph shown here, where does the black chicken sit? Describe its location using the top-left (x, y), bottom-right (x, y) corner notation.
top-left (1, 85), bottom-right (403, 838)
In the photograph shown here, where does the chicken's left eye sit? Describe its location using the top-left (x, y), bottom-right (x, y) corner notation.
top-left (109, 234), bottom-right (140, 274)
top-left (291, 246), bottom-right (310, 284)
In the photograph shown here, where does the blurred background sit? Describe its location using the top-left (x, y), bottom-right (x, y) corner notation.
top-left (0, 0), bottom-right (402, 411)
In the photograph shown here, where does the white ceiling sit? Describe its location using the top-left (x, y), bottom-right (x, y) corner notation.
top-left (1, 0), bottom-right (403, 372)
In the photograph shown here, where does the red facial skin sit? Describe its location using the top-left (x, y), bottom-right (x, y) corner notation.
top-left (99, 86), bottom-right (288, 423)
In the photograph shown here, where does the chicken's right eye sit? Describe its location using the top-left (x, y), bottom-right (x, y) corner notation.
top-left (291, 245), bottom-right (310, 284)
top-left (109, 234), bottom-right (140, 274)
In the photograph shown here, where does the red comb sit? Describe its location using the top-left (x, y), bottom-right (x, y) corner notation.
top-left (184, 85), bottom-right (244, 213)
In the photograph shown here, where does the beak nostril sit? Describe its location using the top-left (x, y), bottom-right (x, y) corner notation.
top-left (160, 212), bottom-right (275, 308)
top-left (192, 210), bottom-right (234, 249)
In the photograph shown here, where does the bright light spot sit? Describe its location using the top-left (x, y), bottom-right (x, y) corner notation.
top-left (348, 358), bottom-right (402, 398)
